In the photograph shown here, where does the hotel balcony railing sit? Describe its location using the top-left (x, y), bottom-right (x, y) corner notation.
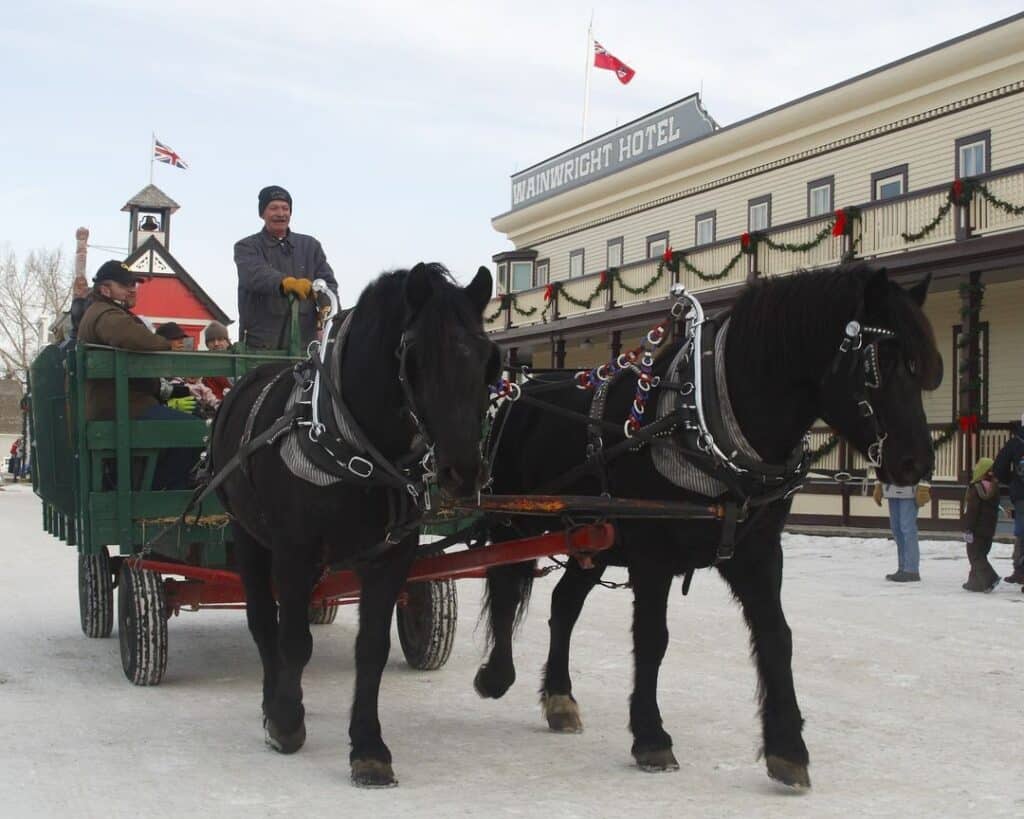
top-left (484, 165), bottom-right (1024, 332)
top-left (807, 422), bottom-right (1015, 485)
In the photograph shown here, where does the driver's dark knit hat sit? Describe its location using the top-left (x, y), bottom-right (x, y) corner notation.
top-left (259, 185), bottom-right (292, 216)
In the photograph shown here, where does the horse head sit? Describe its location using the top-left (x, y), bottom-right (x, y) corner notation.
top-left (817, 268), bottom-right (943, 485)
top-left (402, 262), bottom-right (500, 498)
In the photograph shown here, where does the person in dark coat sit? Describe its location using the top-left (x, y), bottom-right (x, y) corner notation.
top-left (961, 457), bottom-right (1001, 592)
top-left (993, 413), bottom-right (1024, 585)
top-left (233, 185), bottom-right (338, 349)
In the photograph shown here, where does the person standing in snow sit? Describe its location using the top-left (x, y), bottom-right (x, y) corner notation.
top-left (873, 480), bottom-right (930, 582)
top-left (961, 457), bottom-right (1001, 592)
top-left (993, 413), bottom-right (1024, 586)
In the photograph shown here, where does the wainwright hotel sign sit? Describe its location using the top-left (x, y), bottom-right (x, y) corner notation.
top-left (509, 95), bottom-right (717, 211)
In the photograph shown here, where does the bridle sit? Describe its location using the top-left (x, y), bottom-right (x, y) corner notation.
top-left (307, 282), bottom-right (437, 509)
top-left (828, 319), bottom-right (898, 470)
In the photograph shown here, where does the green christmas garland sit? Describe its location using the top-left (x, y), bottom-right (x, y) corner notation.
top-left (808, 433), bottom-right (841, 465)
top-left (900, 199), bottom-right (953, 242)
top-left (485, 293), bottom-right (539, 323)
top-left (760, 217), bottom-right (837, 252)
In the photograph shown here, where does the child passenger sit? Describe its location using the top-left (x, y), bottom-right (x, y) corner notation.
top-left (962, 457), bottom-right (1001, 592)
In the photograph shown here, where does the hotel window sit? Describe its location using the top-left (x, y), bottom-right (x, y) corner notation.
top-left (496, 262), bottom-right (508, 293)
top-left (510, 261), bottom-right (534, 292)
top-left (956, 131), bottom-right (990, 178)
top-left (569, 249), bottom-right (584, 278)
top-left (695, 211), bottom-right (715, 246)
top-left (748, 196), bottom-right (771, 232)
top-left (607, 237), bottom-right (624, 269)
top-left (535, 259), bottom-right (549, 286)
top-left (871, 164), bottom-right (908, 201)
top-left (646, 232), bottom-right (669, 260)
top-left (807, 176), bottom-right (834, 217)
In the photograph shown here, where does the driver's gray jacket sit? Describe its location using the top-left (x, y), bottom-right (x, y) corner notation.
top-left (234, 228), bottom-right (338, 349)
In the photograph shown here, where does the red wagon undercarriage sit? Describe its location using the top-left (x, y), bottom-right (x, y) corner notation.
top-left (137, 522), bottom-right (617, 616)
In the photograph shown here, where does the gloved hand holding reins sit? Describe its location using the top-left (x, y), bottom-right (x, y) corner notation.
top-left (281, 276), bottom-right (313, 300)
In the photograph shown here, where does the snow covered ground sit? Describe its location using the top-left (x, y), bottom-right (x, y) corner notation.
top-left (1, 481), bottom-right (1022, 818)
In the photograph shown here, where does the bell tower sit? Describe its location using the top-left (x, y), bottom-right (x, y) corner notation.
top-left (121, 184), bottom-right (180, 252)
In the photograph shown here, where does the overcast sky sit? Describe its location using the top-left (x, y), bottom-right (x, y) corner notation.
top-left (2, 2), bottom-right (1021, 323)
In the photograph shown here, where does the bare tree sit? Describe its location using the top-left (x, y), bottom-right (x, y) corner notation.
top-left (0, 247), bottom-right (72, 379)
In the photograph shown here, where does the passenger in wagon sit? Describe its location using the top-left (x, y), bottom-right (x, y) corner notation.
top-left (233, 185), bottom-right (338, 349)
top-left (77, 261), bottom-right (198, 489)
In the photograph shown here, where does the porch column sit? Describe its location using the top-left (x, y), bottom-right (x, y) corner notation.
top-left (958, 270), bottom-right (984, 477)
top-left (554, 336), bottom-right (566, 369)
top-left (610, 330), bottom-right (621, 360)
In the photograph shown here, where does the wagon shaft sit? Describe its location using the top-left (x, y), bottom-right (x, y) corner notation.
top-left (142, 523), bottom-right (615, 612)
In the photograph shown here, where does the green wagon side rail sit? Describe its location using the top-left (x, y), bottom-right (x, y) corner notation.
top-left (29, 301), bottom-right (307, 565)
top-left (28, 299), bottom-right (481, 567)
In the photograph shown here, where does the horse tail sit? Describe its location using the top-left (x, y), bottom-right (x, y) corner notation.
top-left (480, 559), bottom-right (536, 650)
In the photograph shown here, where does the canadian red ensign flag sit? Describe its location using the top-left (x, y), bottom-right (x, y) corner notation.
top-left (593, 40), bottom-right (635, 85)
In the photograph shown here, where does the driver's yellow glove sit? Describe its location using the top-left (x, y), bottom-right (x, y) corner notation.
top-left (281, 277), bottom-right (313, 300)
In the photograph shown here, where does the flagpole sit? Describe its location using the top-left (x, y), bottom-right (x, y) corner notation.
top-left (149, 132), bottom-right (155, 185)
top-left (581, 12), bottom-right (593, 142)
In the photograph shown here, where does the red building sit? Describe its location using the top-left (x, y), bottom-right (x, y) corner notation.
top-left (121, 185), bottom-right (231, 347)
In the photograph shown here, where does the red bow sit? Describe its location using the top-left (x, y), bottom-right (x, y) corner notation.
top-left (957, 413), bottom-right (979, 433)
top-left (951, 179), bottom-right (964, 203)
top-left (599, 270), bottom-right (608, 286)
top-left (832, 209), bottom-right (847, 237)
top-left (543, 283), bottom-right (554, 302)
top-left (740, 232), bottom-right (751, 249)
top-left (662, 246), bottom-right (674, 264)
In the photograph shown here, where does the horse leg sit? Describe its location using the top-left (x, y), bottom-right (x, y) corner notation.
top-left (628, 564), bottom-right (678, 772)
top-left (717, 543), bottom-right (811, 790)
top-left (233, 524), bottom-right (281, 737)
top-left (349, 539), bottom-right (416, 788)
top-left (262, 541), bottom-right (319, 755)
top-left (541, 562), bottom-right (606, 733)
top-left (474, 560), bottom-right (535, 699)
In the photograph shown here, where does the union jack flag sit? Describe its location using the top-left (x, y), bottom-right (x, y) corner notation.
top-left (153, 139), bottom-right (189, 170)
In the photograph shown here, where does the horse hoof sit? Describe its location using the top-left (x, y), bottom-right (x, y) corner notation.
top-left (542, 693), bottom-right (583, 733)
top-left (351, 759), bottom-right (398, 788)
top-left (474, 664), bottom-right (514, 699)
top-left (766, 755), bottom-right (811, 790)
top-left (633, 747), bottom-right (680, 772)
top-left (263, 715), bottom-right (306, 755)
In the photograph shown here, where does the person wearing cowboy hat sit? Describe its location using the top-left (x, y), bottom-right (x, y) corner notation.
top-left (233, 185), bottom-right (338, 349)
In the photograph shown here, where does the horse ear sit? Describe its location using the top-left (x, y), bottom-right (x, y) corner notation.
top-left (465, 266), bottom-right (493, 315)
top-left (406, 262), bottom-right (433, 312)
top-left (906, 273), bottom-right (931, 307)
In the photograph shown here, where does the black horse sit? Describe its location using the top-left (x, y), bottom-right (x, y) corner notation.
top-left (210, 263), bottom-right (498, 787)
top-left (474, 265), bottom-right (942, 789)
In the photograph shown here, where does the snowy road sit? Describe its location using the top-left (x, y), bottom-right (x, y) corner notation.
top-left (1, 482), bottom-right (1022, 818)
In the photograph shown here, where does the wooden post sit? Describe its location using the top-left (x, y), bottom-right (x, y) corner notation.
top-left (610, 330), bottom-right (622, 360)
top-left (554, 336), bottom-right (566, 369)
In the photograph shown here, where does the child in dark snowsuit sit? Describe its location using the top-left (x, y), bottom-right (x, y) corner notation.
top-left (962, 457), bottom-right (1001, 592)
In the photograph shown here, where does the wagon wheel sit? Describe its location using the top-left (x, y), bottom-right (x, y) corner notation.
top-left (78, 548), bottom-right (113, 638)
top-left (397, 579), bottom-right (457, 670)
top-left (308, 602), bottom-right (339, 625)
top-left (117, 564), bottom-right (168, 686)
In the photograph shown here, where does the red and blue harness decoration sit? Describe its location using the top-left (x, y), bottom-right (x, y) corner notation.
top-left (573, 319), bottom-right (671, 438)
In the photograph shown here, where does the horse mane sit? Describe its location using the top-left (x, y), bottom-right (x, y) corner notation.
top-left (350, 263), bottom-right (483, 394)
top-left (725, 264), bottom-right (942, 388)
